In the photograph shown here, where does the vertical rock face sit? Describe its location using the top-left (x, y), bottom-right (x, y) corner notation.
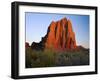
top-left (43, 17), bottom-right (77, 51)
top-left (31, 17), bottom-right (77, 51)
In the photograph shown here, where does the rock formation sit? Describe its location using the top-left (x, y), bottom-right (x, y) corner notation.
top-left (31, 17), bottom-right (77, 51)
top-left (25, 42), bottom-right (30, 48)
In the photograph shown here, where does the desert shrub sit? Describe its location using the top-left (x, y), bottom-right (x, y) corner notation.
top-left (26, 48), bottom-right (57, 68)
top-left (25, 47), bottom-right (33, 68)
top-left (26, 47), bottom-right (89, 68)
top-left (55, 53), bottom-right (72, 66)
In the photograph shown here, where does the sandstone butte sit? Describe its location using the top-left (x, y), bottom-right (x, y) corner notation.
top-left (43, 17), bottom-right (77, 51)
top-left (27, 17), bottom-right (77, 51)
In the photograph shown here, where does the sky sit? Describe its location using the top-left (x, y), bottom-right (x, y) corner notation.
top-left (25, 12), bottom-right (89, 48)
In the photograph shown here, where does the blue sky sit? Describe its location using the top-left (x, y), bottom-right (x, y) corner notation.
top-left (25, 12), bottom-right (89, 48)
